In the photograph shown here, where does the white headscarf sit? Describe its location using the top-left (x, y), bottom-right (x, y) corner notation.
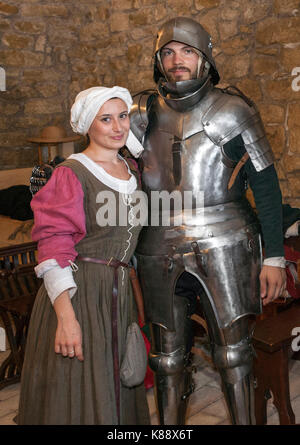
top-left (70, 86), bottom-right (144, 158)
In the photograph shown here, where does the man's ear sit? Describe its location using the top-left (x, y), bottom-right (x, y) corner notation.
top-left (153, 53), bottom-right (165, 83)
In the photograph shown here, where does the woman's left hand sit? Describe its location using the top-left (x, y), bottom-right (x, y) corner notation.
top-left (55, 315), bottom-right (84, 361)
top-left (260, 265), bottom-right (287, 306)
top-left (53, 290), bottom-right (84, 361)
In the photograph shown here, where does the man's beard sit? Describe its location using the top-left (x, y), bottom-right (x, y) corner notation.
top-left (167, 66), bottom-right (198, 82)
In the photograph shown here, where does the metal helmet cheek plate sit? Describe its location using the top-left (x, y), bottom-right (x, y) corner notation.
top-left (154, 16), bottom-right (220, 85)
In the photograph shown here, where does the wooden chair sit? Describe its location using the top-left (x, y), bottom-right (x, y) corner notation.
top-left (0, 241), bottom-right (40, 389)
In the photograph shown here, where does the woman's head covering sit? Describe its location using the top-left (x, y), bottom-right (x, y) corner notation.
top-left (70, 86), bottom-right (144, 158)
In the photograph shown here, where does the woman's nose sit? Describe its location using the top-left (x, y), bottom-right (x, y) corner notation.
top-left (112, 118), bottom-right (122, 132)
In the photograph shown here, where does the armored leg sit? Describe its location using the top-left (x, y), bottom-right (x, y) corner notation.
top-left (149, 294), bottom-right (195, 425)
top-left (212, 324), bottom-right (256, 425)
top-left (200, 293), bottom-right (257, 424)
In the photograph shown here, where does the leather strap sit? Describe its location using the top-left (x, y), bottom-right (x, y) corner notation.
top-left (191, 241), bottom-right (207, 277)
top-left (172, 137), bottom-right (183, 186)
top-left (77, 255), bottom-right (129, 424)
top-left (76, 255), bottom-right (129, 270)
top-left (227, 152), bottom-right (249, 190)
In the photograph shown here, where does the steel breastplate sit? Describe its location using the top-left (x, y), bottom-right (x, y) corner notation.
top-left (141, 90), bottom-right (246, 209)
top-left (136, 90), bottom-right (261, 331)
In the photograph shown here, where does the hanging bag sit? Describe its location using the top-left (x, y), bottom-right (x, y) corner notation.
top-left (120, 322), bottom-right (148, 388)
top-left (120, 273), bottom-right (148, 388)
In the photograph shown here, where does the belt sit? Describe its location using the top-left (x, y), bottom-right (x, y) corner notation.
top-left (76, 255), bottom-right (129, 424)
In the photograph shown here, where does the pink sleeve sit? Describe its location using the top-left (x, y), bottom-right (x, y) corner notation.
top-left (31, 166), bottom-right (86, 268)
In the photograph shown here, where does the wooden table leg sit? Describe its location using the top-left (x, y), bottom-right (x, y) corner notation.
top-left (254, 351), bottom-right (270, 425)
top-left (270, 346), bottom-right (295, 425)
top-left (254, 346), bottom-right (295, 425)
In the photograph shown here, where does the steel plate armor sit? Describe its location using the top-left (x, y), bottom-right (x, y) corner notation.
top-left (130, 17), bottom-right (274, 425)
top-left (134, 86), bottom-right (267, 329)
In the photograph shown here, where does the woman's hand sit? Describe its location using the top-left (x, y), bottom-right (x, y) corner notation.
top-left (53, 290), bottom-right (84, 361)
top-left (260, 265), bottom-right (287, 306)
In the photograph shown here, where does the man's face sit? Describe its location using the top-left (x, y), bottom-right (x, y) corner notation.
top-left (160, 41), bottom-right (200, 82)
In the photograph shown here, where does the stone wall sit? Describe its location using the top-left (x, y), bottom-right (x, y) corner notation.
top-left (0, 0), bottom-right (300, 206)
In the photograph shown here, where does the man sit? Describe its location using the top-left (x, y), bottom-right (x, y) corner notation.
top-left (130, 17), bottom-right (286, 425)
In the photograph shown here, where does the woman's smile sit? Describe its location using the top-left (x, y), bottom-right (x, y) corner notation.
top-left (111, 133), bottom-right (125, 140)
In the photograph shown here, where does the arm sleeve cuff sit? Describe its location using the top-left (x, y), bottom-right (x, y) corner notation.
top-left (263, 256), bottom-right (286, 268)
top-left (39, 261), bottom-right (77, 305)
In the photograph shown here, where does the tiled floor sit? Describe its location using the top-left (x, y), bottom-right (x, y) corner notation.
top-left (1, 346), bottom-right (300, 426)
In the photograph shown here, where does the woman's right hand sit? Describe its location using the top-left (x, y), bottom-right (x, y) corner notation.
top-left (53, 290), bottom-right (84, 361)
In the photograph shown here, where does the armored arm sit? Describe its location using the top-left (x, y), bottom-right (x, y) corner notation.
top-left (130, 90), bottom-right (156, 143)
top-left (202, 89), bottom-right (274, 172)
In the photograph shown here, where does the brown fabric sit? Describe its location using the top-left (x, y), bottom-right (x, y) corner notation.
top-left (77, 254), bottom-right (130, 424)
top-left (18, 159), bottom-right (150, 425)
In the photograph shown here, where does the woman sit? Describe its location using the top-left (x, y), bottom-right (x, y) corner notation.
top-left (18, 86), bottom-right (150, 425)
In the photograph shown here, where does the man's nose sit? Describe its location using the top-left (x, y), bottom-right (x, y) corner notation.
top-left (172, 51), bottom-right (183, 64)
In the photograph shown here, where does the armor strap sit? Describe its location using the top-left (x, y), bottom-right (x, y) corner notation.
top-left (172, 136), bottom-right (183, 185)
top-left (227, 152), bottom-right (249, 190)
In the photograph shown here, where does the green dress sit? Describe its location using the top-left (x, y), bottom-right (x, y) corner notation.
top-left (18, 157), bottom-right (150, 425)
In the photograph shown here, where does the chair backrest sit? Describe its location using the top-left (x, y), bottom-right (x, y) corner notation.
top-left (0, 241), bottom-right (41, 303)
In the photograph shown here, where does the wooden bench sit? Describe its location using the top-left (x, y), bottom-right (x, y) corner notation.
top-left (0, 241), bottom-right (40, 389)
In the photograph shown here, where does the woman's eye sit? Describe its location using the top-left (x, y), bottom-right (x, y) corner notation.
top-left (120, 113), bottom-right (128, 119)
top-left (101, 117), bottom-right (110, 123)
